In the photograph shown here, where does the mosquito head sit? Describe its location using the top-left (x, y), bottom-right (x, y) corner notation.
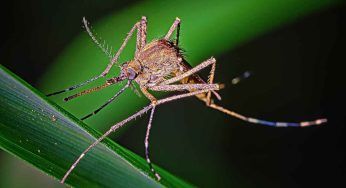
top-left (119, 61), bottom-right (141, 81)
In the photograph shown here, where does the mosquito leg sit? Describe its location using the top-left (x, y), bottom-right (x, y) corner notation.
top-left (160, 57), bottom-right (216, 85)
top-left (140, 16), bottom-right (147, 49)
top-left (157, 89), bottom-right (216, 105)
top-left (166, 17), bottom-right (181, 46)
top-left (150, 83), bottom-right (219, 92)
top-left (103, 22), bottom-right (141, 76)
top-left (209, 103), bottom-right (327, 127)
top-left (80, 81), bottom-right (131, 120)
top-left (135, 16), bottom-right (147, 56)
top-left (159, 57), bottom-right (221, 100)
top-left (61, 88), bottom-right (217, 183)
top-left (190, 62), bottom-right (327, 127)
top-left (61, 104), bottom-right (154, 184)
top-left (47, 19), bottom-right (141, 97)
top-left (175, 19), bottom-right (180, 46)
top-left (140, 86), bottom-right (158, 104)
top-left (83, 17), bottom-right (113, 59)
top-left (184, 70), bottom-right (250, 99)
top-left (164, 17), bottom-right (181, 41)
top-left (197, 91), bottom-right (328, 127)
top-left (206, 58), bottom-right (217, 105)
top-left (144, 105), bottom-right (161, 180)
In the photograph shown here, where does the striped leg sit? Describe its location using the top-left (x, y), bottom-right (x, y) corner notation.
top-left (196, 66), bottom-right (326, 127)
top-left (144, 105), bottom-right (161, 180)
top-left (207, 103), bottom-right (327, 127)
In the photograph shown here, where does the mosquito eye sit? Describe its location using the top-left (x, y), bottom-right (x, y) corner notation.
top-left (127, 68), bottom-right (137, 80)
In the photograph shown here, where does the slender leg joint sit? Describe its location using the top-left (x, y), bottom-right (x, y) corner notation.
top-left (164, 18), bottom-right (181, 40)
top-left (151, 100), bottom-right (157, 106)
top-left (144, 105), bottom-right (161, 180)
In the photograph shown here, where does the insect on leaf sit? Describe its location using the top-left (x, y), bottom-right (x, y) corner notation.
top-left (0, 65), bottom-right (193, 187)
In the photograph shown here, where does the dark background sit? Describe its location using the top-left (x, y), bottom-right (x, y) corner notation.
top-left (1, 1), bottom-right (345, 187)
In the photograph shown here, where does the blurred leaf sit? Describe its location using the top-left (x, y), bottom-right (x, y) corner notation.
top-left (0, 65), bottom-right (192, 187)
top-left (39, 0), bottom-right (341, 131)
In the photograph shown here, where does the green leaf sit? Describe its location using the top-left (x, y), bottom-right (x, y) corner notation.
top-left (0, 65), bottom-right (192, 187)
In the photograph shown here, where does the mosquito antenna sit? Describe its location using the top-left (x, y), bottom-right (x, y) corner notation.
top-left (109, 46), bottom-right (114, 58)
top-left (83, 17), bottom-right (113, 59)
top-left (81, 80), bottom-right (131, 120)
top-left (46, 18), bottom-right (124, 97)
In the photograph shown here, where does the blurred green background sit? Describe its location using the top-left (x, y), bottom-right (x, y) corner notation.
top-left (1, 0), bottom-right (345, 187)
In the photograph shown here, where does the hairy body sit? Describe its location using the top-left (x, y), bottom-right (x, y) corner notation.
top-left (130, 39), bottom-right (217, 102)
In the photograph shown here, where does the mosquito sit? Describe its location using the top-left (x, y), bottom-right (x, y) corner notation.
top-left (47, 16), bottom-right (327, 183)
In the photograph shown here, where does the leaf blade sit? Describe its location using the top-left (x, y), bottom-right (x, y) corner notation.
top-left (0, 65), bottom-right (192, 187)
